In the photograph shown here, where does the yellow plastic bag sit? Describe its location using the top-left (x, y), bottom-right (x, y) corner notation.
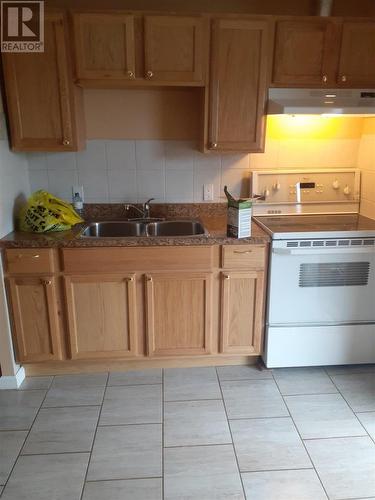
top-left (19, 190), bottom-right (83, 233)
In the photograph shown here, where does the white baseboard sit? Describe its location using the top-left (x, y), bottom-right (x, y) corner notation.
top-left (0, 366), bottom-right (25, 389)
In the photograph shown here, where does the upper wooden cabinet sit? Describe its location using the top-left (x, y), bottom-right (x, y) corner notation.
top-left (71, 13), bottom-right (206, 86)
top-left (272, 19), bottom-right (338, 86)
top-left (144, 16), bottom-right (204, 83)
top-left (208, 19), bottom-right (270, 152)
top-left (2, 12), bottom-right (84, 152)
top-left (338, 21), bottom-right (375, 86)
top-left (72, 13), bottom-right (136, 81)
top-left (272, 18), bottom-right (375, 87)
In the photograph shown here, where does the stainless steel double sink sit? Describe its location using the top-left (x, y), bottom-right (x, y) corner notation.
top-left (80, 219), bottom-right (208, 238)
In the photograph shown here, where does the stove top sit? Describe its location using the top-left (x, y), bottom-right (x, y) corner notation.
top-left (253, 214), bottom-right (375, 240)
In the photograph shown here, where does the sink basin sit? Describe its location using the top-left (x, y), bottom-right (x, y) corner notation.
top-left (80, 220), bottom-right (208, 238)
top-left (147, 220), bottom-right (207, 237)
top-left (81, 221), bottom-right (145, 237)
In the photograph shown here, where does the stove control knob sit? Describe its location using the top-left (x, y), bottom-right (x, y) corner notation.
top-left (332, 179), bottom-right (340, 190)
top-left (273, 182), bottom-right (281, 191)
top-left (343, 185), bottom-right (351, 196)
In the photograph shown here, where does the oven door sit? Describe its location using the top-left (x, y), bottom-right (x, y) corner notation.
top-left (268, 242), bottom-right (375, 325)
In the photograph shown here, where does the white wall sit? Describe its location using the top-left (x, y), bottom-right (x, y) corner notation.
top-left (0, 96), bottom-right (30, 377)
top-left (27, 134), bottom-right (361, 204)
top-left (358, 118), bottom-right (375, 219)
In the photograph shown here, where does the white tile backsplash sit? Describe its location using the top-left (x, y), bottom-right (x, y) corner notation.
top-left (27, 137), bottom-right (364, 204)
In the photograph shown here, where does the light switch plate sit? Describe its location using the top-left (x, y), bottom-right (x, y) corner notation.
top-left (204, 183), bottom-right (214, 201)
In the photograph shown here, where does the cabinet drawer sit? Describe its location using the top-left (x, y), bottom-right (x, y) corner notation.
top-left (222, 245), bottom-right (265, 269)
top-left (62, 246), bottom-right (213, 273)
top-left (5, 249), bottom-right (55, 274)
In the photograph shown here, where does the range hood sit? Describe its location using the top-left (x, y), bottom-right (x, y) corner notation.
top-left (267, 89), bottom-right (375, 115)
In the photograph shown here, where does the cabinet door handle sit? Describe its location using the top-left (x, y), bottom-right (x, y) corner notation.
top-left (341, 75), bottom-right (347, 82)
top-left (42, 280), bottom-right (52, 286)
top-left (62, 139), bottom-right (71, 146)
top-left (16, 254), bottom-right (40, 260)
top-left (322, 74), bottom-right (328, 83)
top-left (224, 274), bottom-right (230, 280)
top-left (146, 276), bottom-right (153, 282)
top-left (233, 250), bottom-right (252, 254)
top-left (126, 276), bottom-right (134, 282)
top-left (127, 70), bottom-right (135, 78)
top-left (146, 70), bottom-right (154, 79)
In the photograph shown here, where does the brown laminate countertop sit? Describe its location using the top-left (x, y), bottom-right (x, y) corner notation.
top-left (0, 203), bottom-right (270, 248)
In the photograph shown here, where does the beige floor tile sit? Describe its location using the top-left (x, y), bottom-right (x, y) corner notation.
top-left (231, 417), bottom-right (311, 472)
top-left (285, 393), bottom-right (366, 439)
top-left (164, 444), bottom-right (244, 500)
top-left (273, 367), bottom-right (337, 396)
top-left (216, 365), bottom-right (272, 381)
top-left (22, 406), bottom-right (100, 454)
top-left (43, 386), bottom-right (105, 408)
top-left (0, 431), bottom-right (27, 484)
top-left (88, 424), bottom-right (162, 480)
top-left (18, 377), bottom-right (53, 391)
top-left (306, 436), bottom-right (375, 500)
top-left (325, 364), bottom-right (375, 376)
top-left (222, 379), bottom-right (288, 419)
top-left (241, 469), bottom-right (327, 500)
top-left (100, 385), bottom-right (162, 425)
top-left (51, 373), bottom-right (107, 389)
top-left (108, 369), bottom-right (162, 386)
top-left (82, 478), bottom-right (162, 500)
top-left (164, 400), bottom-right (231, 446)
top-left (0, 391), bottom-right (45, 430)
top-left (164, 367), bottom-right (221, 401)
top-left (332, 373), bottom-right (375, 412)
top-left (1, 453), bottom-right (89, 500)
top-left (357, 411), bottom-right (375, 440)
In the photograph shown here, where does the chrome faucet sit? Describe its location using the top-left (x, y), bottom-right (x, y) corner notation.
top-left (124, 198), bottom-right (155, 219)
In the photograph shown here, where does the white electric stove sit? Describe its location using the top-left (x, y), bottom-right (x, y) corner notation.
top-left (252, 169), bottom-right (375, 368)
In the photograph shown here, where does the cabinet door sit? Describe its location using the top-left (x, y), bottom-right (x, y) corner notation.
top-left (72, 13), bottom-right (136, 81)
top-left (7, 276), bottom-right (62, 362)
top-left (208, 19), bottom-right (269, 152)
top-left (272, 19), bottom-right (338, 86)
top-left (64, 275), bottom-right (137, 359)
top-left (145, 273), bottom-right (212, 356)
top-left (220, 271), bottom-right (264, 355)
top-left (144, 16), bottom-right (204, 84)
top-left (337, 21), bottom-right (375, 86)
top-left (2, 12), bottom-right (83, 152)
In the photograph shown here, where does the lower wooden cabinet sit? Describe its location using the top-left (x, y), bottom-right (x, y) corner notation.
top-left (64, 274), bottom-right (138, 359)
top-left (220, 271), bottom-right (264, 354)
top-left (7, 276), bottom-right (62, 362)
top-left (145, 272), bottom-right (213, 356)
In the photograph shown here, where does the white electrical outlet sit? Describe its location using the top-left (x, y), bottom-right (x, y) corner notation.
top-left (203, 183), bottom-right (214, 201)
top-left (72, 185), bottom-right (84, 203)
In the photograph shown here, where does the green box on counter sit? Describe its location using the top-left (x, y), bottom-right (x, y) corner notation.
top-left (224, 186), bottom-right (252, 239)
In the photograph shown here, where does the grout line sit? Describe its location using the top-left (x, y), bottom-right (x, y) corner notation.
top-left (19, 451), bottom-right (91, 457)
top-left (228, 415), bottom-right (290, 421)
top-left (107, 382), bottom-right (163, 387)
top-left (98, 422), bottom-right (162, 427)
top-left (164, 398), bottom-right (222, 403)
top-left (323, 368), bottom-right (375, 446)
top-left (240, 466), bottom-right (315, 474)
top-left (85, 476), bottom-right (163, 484)
top-left (164, 442), bottom-right (233, 449)
top-left (303, 435), bottom-right (368, 441)
top-left (0, 381), bottom-right (52, 496)
top-left (282, 391), bottom-right (339, 397)
top-left (271, 372), bottom-right (330, 500)
top-left (214, 366), bottom-right (247, 500)
top-left (79, 372), bottom-right (109, 500)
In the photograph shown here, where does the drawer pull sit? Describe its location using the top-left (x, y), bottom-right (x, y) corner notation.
top-left (16, 254), bottom-right (40, 260)
top-left (42, 280), bottom-right (52, 286)
top-left (233, 250), bottom-right (252, 254)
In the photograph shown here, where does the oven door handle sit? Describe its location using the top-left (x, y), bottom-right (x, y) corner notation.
top-left (273, 247), bottom-right (375, 256)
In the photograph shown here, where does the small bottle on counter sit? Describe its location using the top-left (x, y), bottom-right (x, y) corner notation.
top-left (73, 192), bottom-right (84, 219)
